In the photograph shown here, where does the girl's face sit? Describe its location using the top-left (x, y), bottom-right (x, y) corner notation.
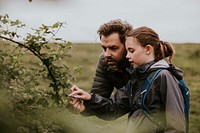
top-left (125, 37), bottom-right (153, 67)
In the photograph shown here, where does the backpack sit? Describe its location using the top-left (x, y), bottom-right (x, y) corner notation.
top-left (141, 68), bottom-right (190, 133)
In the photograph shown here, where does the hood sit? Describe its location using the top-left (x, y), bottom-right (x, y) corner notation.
top-left (150, 59), bottom-right (184, 80)
top-left (150, 59), bottom-right (170, 69)
top-left (127, 59), bottom-right (184, 80)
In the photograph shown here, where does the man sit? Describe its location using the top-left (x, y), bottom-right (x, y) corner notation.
top-left (90, 19), bottom-right (133, 98)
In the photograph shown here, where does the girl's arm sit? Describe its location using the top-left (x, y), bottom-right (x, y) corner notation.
top-left (69, 85), bottom-right (130, 120)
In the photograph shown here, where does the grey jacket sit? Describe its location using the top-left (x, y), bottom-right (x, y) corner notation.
top-left (83, 59), bottom-right (186, 133)
top-left (90, 53), bottom-right (131, 98)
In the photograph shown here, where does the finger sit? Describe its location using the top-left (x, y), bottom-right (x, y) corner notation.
top-left (70, 98), bottom-right (79, 105)
top-left (70, 85), bottom-right (79, 92)
top-left (69, 91), bottom-right (79, 97)
top-left (69, 89), bottom-right (83, 97)
top-left (76, 103), bottom-right (82, 111)
top-left (73, 101), bottom-right (81, 109)
top-left (76, 101), bottom-right (85, 112)
top-left (72, 94), bottom-right (84, 99)
top-left (74, 100), bottom-right (83, 109)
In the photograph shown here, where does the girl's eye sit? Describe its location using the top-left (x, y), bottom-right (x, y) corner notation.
top-left (129, 49), bottom-right (134, 53)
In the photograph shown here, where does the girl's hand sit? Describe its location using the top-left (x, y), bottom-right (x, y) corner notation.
top-left (66, 85), bottom-right (91, 113)
top-left (69, 98), bottom-right (85, 113)
top-left (69, 85), bottom-right (91, 101)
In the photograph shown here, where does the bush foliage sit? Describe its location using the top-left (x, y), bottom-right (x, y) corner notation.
top-left (0, 14), bottom-right (78, 132)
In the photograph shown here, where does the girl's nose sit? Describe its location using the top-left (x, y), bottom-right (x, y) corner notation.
top-left (126, 53), bottom-right (130, 59)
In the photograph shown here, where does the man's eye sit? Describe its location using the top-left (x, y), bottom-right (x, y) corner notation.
top-left (102, 47), bottom-right (106, 51)
top-left (110, 47), bottom-right (118, 51)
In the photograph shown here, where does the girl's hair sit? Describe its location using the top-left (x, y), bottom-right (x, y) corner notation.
top-left (126, 26), bottom-right (175, 64)
top-left (97, 19), bottom-right (133, 45)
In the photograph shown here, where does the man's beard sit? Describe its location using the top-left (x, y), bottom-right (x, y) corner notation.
top-left (106, 52), bottom-right (127, 72)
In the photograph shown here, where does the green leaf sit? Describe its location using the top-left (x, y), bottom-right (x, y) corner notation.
top-left (1, 19), bottom-right (8, 24)
top-left (55, 38), bottom-right (62, 40)
top-left (52, 23), bottom-right (59, 28)
top-left (10, 20), bottom-right (21, 26)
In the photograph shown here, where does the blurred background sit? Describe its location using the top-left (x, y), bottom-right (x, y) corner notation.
top-left (0, 0), bottom-right (200, 43)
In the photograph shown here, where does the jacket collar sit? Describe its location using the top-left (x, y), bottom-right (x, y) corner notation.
top-left (127, 60), bottom-right (156, 79)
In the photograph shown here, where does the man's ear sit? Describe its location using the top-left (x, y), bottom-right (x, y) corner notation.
top-left (145, 44), bottom-right (153, 55)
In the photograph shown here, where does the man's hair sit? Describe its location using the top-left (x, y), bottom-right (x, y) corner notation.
top-left (97, 19), bottom-right (133, 44)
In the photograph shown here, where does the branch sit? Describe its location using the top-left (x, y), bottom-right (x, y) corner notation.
top-left (0, 35), bottom-right (58, 89)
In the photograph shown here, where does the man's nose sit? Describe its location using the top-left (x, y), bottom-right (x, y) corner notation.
top-left (104, 49), bottom-right (111, 57)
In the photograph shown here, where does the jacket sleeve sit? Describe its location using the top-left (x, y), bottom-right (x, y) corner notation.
top-left (90, 54), bottom-right (114, 98)
top-left (159, 70), bottom-right (186, 133)
top-left (83, 86), bottom-right (130, 120)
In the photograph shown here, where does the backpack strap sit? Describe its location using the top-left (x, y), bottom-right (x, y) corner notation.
top-left (141, 69), bottom-right (163, 113)
top-left (140, 69), bottom-right (165, 129)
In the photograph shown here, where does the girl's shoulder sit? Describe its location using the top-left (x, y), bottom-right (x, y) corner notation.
top-left (148, 64), bottom-right (183, 80)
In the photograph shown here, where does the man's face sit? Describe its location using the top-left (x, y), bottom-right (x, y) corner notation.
top-left (100, 33), bottom-right (126, 67)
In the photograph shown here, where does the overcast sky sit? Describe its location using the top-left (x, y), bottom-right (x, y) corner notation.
top-left (1, 0), bottom-right (200, 43)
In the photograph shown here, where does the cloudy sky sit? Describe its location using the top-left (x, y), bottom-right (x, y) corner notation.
top-left (0, 0), bottom-right (200, 43)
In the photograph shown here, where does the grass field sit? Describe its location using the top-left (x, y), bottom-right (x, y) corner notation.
top-left (0, 42), bottom-right (200, 133)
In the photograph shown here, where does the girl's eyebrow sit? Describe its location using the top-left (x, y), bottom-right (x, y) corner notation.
top-left (127, 47), bottom-right (134, 50)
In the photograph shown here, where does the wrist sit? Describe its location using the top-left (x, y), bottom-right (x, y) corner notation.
top-left (86, 92), bottom-right (92, 100)
top-left (84, 93), bottom-right (94, 104)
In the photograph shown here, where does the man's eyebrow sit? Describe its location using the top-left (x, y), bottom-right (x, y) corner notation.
top-left (108, 44), bottom-right (118, 48)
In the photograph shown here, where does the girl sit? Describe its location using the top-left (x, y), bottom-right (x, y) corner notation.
top-left (69, 26), bottom-right (187, 133)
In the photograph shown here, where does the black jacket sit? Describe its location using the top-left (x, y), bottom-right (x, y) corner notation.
top-left (83, 59), bottom-right (186, 133)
